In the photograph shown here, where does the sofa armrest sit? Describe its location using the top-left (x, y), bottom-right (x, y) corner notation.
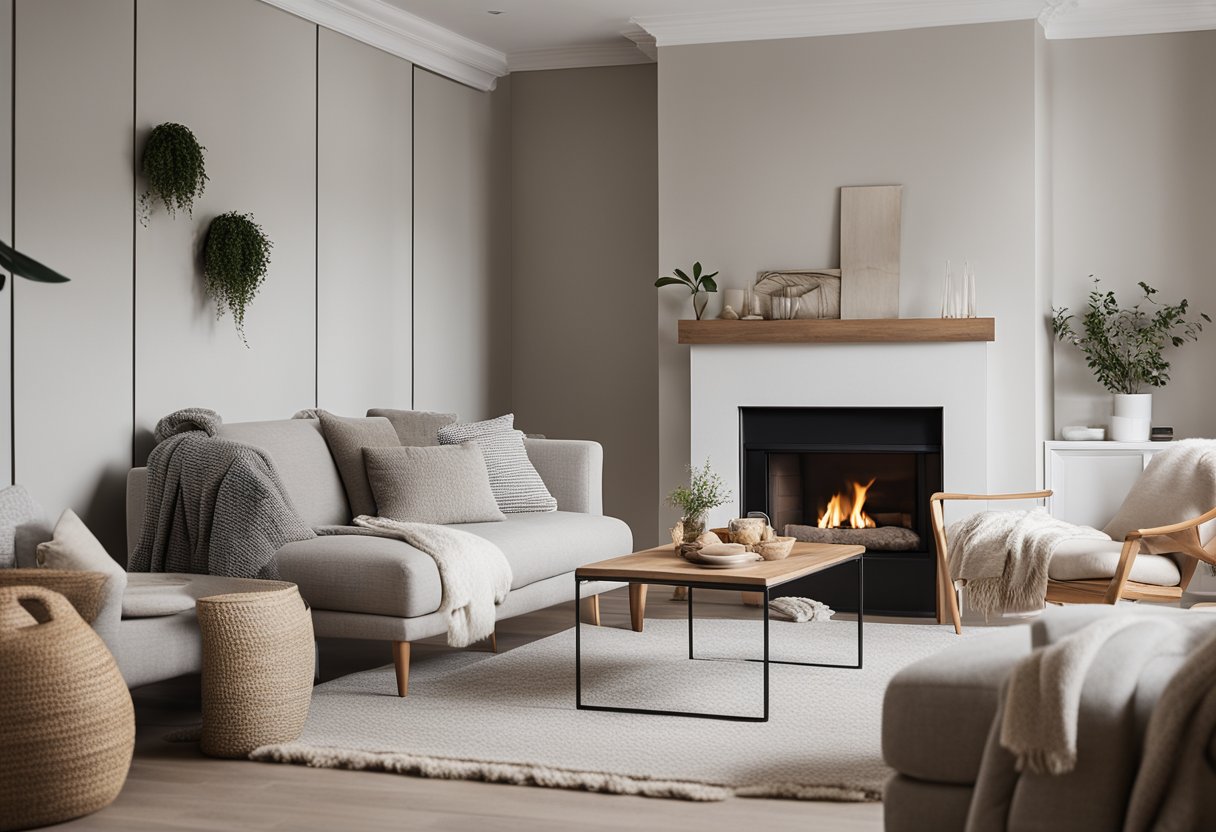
top-left (1031, 603), bottom-right (1193, 648)
top-left (524, 438), bottom-right (603, 515)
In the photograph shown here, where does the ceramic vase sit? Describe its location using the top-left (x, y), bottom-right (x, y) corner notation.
top-left (1110, 393), bottom-right (1151, 442)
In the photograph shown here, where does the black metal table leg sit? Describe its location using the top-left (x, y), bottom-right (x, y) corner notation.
top-left (763, 586), bottom-right (770, 721)
top-left (687, 585), bottom-right (694, 659)
top-left (857, 555), bottom-right (864, 669)
top-left (575, 576), bottom-right (582, 709)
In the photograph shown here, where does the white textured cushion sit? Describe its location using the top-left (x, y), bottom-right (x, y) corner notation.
top-left (1048, 539), bottom-right (1181, 586)
top-left (35, 509), bottom-right (125, 578)
top-left (363, 444), bottom-right (505, 524)
top-left (438, 414), bottom-right (557, 514)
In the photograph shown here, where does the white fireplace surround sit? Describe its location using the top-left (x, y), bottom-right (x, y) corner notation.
top-left (690, 341), bottom-right (989, 531)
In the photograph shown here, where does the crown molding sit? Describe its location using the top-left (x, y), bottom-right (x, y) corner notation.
top-left (631, 1), bottom-right (1044, 47)
top-left (1042, 1), bottom-right (1216, 40)
top-left (508, 41), bottom-right (653, 73)
top-left (258, 0), bottom-right (507, 91)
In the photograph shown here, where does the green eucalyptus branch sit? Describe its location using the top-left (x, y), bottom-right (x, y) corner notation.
top-left (1052, 277), bottom-right (1210, 394)
top-left (666, 459), bottom-right (731, 518)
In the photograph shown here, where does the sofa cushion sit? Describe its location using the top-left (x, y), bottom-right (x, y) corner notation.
top-left (36, 509), bottom-right (126, 581)
top-left (317, 413), bottom-right (401, 519)
top-left (218, 419), bottom-right (349, 527)
top-left (121, 572), bottom-right (291, 619)
top-left (367, 408), bottom-right (456, 446)
top-left (365, 444), bottom-right (505, 525)
top-left (0, 484), bottom-right (43, 568)
top-left (883, 626), bottom-right (1032, 785)
top-left (275, 534), bottom-right (443, 618)
top-left (448, 511), bottom-right (632, 590)
top-left (1048, 538), bottom-right (1181, 586)
top-left (439, 414), bottom-right (557, 515)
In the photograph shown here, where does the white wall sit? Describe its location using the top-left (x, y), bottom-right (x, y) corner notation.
top-left (1049, 30), bottom-right (1216, 439)
top-left (413, 69), bottom-right (512, 422)
top-left (509, 65), bottom-right (658, 543)
top-left (317, 27), bottom-right (413, 415)
top-left (1, 0), bottom-right (505, 558)
top-left (0, 0), bottom-right (10, 488)
top-left (657, 22), bottom-right (1040, 539)
top-left (14, 0), bottom-right (134, 554)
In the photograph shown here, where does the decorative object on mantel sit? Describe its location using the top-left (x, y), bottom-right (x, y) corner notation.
top-left (204, 211), bottom-right (273, 347)
top-left (1053, 278), bottom-right (1209, 442)
top-left (940, 260), bottom-right (977, 318)
top-left (1061, 425), bottom-right (1106, 441)
top-left (666, 460), bottom-right (731, 543)
top-left (656, 261), bottom-right (718, 320)
top-left (752, 269), bottom-right (841, 320)
top-left (840, 185), bottom-right (902, 319)
top-left (139, 122), bottom-right (208, 225)
top-left (0, 240), bottom-right (70, 292)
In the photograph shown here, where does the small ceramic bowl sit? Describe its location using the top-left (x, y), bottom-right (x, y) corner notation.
top-left (1062, 425), bottom-right (1106, 441)
top-left (756, 536), bottom-right (796, 561)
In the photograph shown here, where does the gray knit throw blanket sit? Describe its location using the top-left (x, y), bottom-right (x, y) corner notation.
top-left (127, 408), bottom-right (315, 579)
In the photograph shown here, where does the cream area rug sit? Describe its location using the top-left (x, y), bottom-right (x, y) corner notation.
top-left (253, 619), bottom-right (995, 801)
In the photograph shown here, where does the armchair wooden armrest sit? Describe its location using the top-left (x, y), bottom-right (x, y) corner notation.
top-left (1104, 505), bottom-right (1216, 604)
top-left (929, 490), bottom-right (1052, 634)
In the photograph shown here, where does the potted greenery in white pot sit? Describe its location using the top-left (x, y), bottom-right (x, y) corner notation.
top-left (1053, 278), bottom-right (1209, 441)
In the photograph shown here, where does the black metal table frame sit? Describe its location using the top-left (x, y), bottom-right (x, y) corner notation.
top-left (574, 554), bottom-right (863, 722)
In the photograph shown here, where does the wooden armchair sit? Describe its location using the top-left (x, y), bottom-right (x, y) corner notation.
top-left (929, 490), bottom-right (1216, 634)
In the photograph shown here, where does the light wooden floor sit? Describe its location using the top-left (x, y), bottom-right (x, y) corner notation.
top-left (53, 587), bottom-right (896, 832)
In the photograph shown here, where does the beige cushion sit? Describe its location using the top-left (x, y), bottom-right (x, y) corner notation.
top-left (364, 444), bottom-right (505, 524)
top-left (317, 412), bottom-right (401, 519)
top-left (438, 414), bottom-right (557, 514)
top-left (366, 408), bottom-right (456, 446)
top-left (1048, 538), bottom-right (1181, 586)
top-left (121, 574), bottom-right (195, 618)
top-left (35, 509), bottom-right (125, 578)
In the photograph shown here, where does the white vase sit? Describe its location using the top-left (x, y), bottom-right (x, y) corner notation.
top-left (1110, 393), bottom-right (1151, 442)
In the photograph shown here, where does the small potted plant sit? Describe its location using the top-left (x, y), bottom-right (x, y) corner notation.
top-left (140, 122), bottom-right (208, 224)
top-left (656, 261), bottom-right (718, 320)
top-left (666, 459), bottom-right (731, 543)
top-left (1053, 278), bottom-right (1208, 441)
top-left (203, 211), bottom-right (273, 347)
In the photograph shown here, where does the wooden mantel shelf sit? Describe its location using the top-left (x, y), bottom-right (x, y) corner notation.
top-left (678, 317), bottom-right (995, 345)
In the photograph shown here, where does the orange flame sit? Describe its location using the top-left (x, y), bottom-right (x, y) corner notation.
top-left (817, 479), bottom-right (877, 529)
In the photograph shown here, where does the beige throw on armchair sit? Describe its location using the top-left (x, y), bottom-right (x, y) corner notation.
top-left (1104, 439), bottom-right (1216, 555)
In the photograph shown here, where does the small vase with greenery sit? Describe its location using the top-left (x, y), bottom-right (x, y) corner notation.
top-left (203, 212), bottom-right (273, 347)
top-left (656, 261), bottom-right (719, 320)
top-left (1052, 277), bottom-right (1208, 440)
top-left (140, 123), bottom-right (208, 225)
top-left (667, 460), bottom-right (731, 543)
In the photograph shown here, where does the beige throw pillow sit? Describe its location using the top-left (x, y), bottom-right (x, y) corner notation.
top-left (366, 408), bottom-right (457, 446)
top-left (36, 509), bottom-right (125, 578)
top-left (318, 412), bottom-right (401, 518)
top-left (363, 444), bottom-right (506, 524)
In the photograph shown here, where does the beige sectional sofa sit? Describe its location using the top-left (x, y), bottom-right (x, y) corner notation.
top-left (117, 417), bottom-right (631, 692)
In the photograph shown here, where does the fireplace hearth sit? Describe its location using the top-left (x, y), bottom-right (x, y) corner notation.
top-left (740, 407), bottom-right (943, 616)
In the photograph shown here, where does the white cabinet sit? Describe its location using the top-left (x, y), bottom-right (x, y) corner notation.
top-left (1043, 441), bottom-right (1173, 529)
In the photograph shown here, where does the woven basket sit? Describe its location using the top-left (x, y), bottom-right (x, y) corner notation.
top-left (0, 586), bottom-right (134, 832)
top-left (197, 583), bottom-right (314, 758)
top-left (0, 570), bottom-right (110, 624)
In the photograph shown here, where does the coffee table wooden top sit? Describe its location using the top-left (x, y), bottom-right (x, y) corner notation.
top-left (576, 542), bottom-right (864, 588)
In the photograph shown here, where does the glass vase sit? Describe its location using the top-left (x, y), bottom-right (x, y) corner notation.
top-left (692, 291), bottom-right (710, 320)
top-left (681, 513), bottom-right (707, 543)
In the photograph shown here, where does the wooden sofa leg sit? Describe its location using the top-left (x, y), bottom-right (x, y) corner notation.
top-left (392, 641), bottom-right (411, 697)
top-left (581, 594), bottom-right (601, 626)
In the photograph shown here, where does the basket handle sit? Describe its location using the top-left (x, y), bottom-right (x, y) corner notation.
top-left (0, 585), bottom-right (76, 629)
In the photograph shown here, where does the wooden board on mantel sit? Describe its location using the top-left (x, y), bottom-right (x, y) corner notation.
top-left (840, 185), bottom-right (902, 319)
top-left (678, 317), bottom-right (995, 345)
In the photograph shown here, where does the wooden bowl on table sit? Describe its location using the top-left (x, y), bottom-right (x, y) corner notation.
top-left (755, 536), bottom-right (796, 561)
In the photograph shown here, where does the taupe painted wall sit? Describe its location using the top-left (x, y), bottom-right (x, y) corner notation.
top-left (413, 69), bottom-right (512, 422)
top-left (510, 65), bottom-right (658, 543)
top-left (1, 0), bottom-right (506, 557)
top-left (14, 0), bottom-right (134, 554)
top-left (317, 28), bottom-right (413, 415)
top-left (657, 22), bottom-right (1041, 538)
top-left (0, 0), bottom-right (10, 488)
top-left (1049, 30), bottom-right (1216, 439)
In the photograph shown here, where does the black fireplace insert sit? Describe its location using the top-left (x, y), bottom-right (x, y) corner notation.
top-left (740, 407), bottom-right (943, 616)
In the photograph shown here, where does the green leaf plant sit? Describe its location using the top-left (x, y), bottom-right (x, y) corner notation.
top-left (655, 261), bottom-right (719, 320)
top-left (0, 240), bottom-right (70, 291)
top-left (1052, 277), bottom-right (1210, 395)
top-left (140, 122), bottom-right (208, 225)
top-left (203, 212), bottom-right (273, 347)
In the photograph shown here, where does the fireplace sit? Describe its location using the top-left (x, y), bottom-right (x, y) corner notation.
top-left (740, 407), bottom-right (943, 616)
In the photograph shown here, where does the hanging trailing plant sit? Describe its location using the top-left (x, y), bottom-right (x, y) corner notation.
top-left (203, 211), bottom-right (272, 347)
top-left (140, 122), bottom-right (208, 224)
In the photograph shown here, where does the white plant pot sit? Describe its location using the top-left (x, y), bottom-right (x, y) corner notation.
top-left (1110, 393), bottom-right (1152, 442)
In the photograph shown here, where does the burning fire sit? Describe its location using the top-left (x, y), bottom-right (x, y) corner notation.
top-left (818, 479), bottom-right (877, 529)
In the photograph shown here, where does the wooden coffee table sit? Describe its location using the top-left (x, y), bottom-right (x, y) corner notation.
top-left (574, 542), bottom-right (864, 722)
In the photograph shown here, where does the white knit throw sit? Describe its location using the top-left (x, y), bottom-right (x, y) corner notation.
top-left (353, 516), bottom-right (512, 648)
top-left (947, 508), bottom-right (1108, 619)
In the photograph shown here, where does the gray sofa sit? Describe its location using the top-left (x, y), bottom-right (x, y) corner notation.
top-left (882, 605), bottom-right (1213, 831)
top-left (122, 417), bottom-right (632, 694)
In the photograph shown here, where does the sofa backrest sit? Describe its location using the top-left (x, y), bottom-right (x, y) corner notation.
top-left (216, 419), bottom-right (350, 528)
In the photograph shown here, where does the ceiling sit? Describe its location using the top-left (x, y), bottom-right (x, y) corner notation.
top-left (263, 0), bottom-right (1216, 90)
